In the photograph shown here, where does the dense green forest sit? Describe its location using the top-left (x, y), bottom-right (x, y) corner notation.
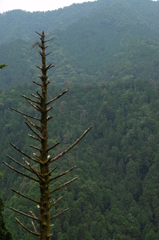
top-left (1, 79), bottom-right (159, 239)
top-left (1, 0), bottom-right (159, 239)
top-left (1, 0), bottom-right (159, 89)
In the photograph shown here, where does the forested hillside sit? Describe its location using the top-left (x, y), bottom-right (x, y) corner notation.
top-left (1, 0), bottom-right (159, 239)
top-left (1, 80), bottom-right (159, 239)
top-left (1, 0), bottom-right (159, 88)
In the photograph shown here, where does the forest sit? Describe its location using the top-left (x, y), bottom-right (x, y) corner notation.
top-left (1, 0), bottom-right (159, 89)
top-left (1, 0), bottom-right (159, 239)
top-left (1, 80), bottom-right (159, 239)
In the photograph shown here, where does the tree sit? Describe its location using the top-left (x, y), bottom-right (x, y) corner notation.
top-left (0, 64), bottom-right (7, 69)
top-left (0, 173), bottom-right (13, 240)
top-left (3, 31), bottom-right (91, 239)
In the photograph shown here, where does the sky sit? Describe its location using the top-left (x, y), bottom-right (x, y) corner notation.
top-left (0, 0), bottom-right (96, 13)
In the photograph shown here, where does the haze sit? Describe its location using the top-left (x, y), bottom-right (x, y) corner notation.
top-left (0, 0), bottom-right (96, 13)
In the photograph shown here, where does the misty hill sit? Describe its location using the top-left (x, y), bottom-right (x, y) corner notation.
top-left (1, 0), bottom-right (159, 89)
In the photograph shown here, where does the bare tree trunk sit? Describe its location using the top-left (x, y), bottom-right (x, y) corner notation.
top-left (3, 31), bottom-right (92, 239)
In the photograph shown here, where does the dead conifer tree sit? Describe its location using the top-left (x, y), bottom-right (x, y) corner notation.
top-left (3, 31), bottom-right (92, 239)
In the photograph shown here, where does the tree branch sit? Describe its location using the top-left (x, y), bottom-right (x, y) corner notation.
top-left (25, 116), bottom-right (41, 131)
top-left (46, 107), bottom-right (52, 112)
top-left (10, 142), bottom-right (40, 163)
top-left (47, 116), bottom-right (53, 122)
top-left (7, 155), bottom-right (32, 173)
top-left (11, 207), bottom-right (40, 221)
top-left (25, 122), bottom-right (44, 141)
top-left (30, 211), bottom-right (38, 219)
top-left (50, 177), bottom-right (78, 194)
top-left (50, 196), bottom-right (63, 209)
top-left (11, 107), bottom-right (40, 121)
top-left (50, 208), bottom-right (69, 220)
top-left (43, 166), bottom-right (57, 177)
top-left (37, 91), bottom-right (43, 99)
top-left (30, 145), bottom-right (41, 152)
top-left (46, 64), bottom-right (54, 71)
top-left (47, 142), bottom-right (60, 152)
top-left (45, 51), bottom-right (53, 57)
top-left (27, 100), bottom-right (43, 112)
top-left (28, 134), bottom-right (41, 142)
top-left (15, 218), bottom-right (39, 237)
top-left (36, 65), bottom-right (42, 70)
top-left (31, 93), bottom-right (40, 100)
top-left (31, 221), bottom-right (38, 234)
top-left (32, 80), bottom-right (42, 87)
top-left (49, 126), bottom-right (92, 163)
top-left (21, 94), bottom-right (40, 105)
top-left (23, 158), bottom-right (43, 181)
top-left (47, 89), bottom-right (69, 105)
top-left (50, 166), bottom-right (76, 182)
top-left (3, 161), bottom-right (39, 182)
top-left (44, 37), bottom-right (55, 43)
top-left (11, 188), bottom-right (40, 204)
top-left (35, 31), bottom-right (42, 36)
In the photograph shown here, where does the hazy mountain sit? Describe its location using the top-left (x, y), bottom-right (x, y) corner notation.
top-left (1, 0), bottom-right (159, 89)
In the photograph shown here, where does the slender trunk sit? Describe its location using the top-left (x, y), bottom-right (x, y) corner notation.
top-left (39, 31), bottom-right (50, 240)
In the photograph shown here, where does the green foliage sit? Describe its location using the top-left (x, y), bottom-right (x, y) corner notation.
top-left (1, 79), bottom-right (159, 239)
top-left (0, 64), bottom-right (7, 69)
top-left (0, 175), bottom-right (12, 240)
top-left (1, 0), bottom-right (159, 88)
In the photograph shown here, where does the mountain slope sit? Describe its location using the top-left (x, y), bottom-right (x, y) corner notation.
top-left (1, 0), bottom-right (159, 89)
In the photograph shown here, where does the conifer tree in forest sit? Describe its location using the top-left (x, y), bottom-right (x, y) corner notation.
top-left (0, 64), bottom-right (7, 69)
top-left (0, 176), bottom-right (13, 240)
top-left (0, 63), bottom-right (12, 240)
top-left (3, 31), bottom-right (91, 239)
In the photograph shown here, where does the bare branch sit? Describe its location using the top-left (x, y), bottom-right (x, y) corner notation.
top-left (50, 177), bottom-right (78, 194)
top-left (31, 93), bottom-right (40, 100)
top-left (36, 65), bottom-right (42, 70)
top-left (46, 79), bottom-right (50, 85)
top-left (33, 153), bottom-right (41, 162)
top-left (3, 161), bottom-right (39, 182)
top-left (11, 207), bottom-right (39, 221)
top-left (11, 107), bottom-right (40, 121)
top-left (44, 37), bottom-right (55, 43)
top-left (35, 31), bottom-right (42, 37)
top-left (11, 188), bottom-right (40, 204)
top-left (16, 218), bottom-right (39, 237)
top-left (25, 122), bottom-right (44, 142)
top-left (47, 89), bottom-right (69, 105)
top-left (44, 166), bottom-right (57, 177)
top-left (50, 166), bottom-right (76, 182)
top-left (50, 208), bottom-right (69, 220)
top-left (47, 116), bottom-right (53, 122)
top-left (30, 211), bottom-right (38, 219)
top-left (25, 116), bottom-right (41, 131)
top-left (45, 51), bottom-right (53, 57)
top-left (50, 196), bottom-right (63, 209)
top-left (37, 91), bottom-right (43, 99)
top-left (23, 158), bottom-right (43, 181)
top-left (49, 126), bottom-right (92, 163)
top-left (47, 142), bottom-right (60, 152)
top-left (30, 145), bottom-right (41, 152)
top-left (32, 80), bottom-right (42, 87)
top-left (46, 107), bottom-right (52, 112)
top-left (31, 221), bottom-right (38, 234)
top-left (27, 100), bottom-right (43, 112)
top-left (46, 64), bottom-right (54, 71)
top-left (21, 94), bottom-right (40, 105)
top-left (28, 134), bottom-right (41, 142)
top-left (10, 142), bottom-right (40, 163)
top-left (7, 155), bottom-right (32, 173)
